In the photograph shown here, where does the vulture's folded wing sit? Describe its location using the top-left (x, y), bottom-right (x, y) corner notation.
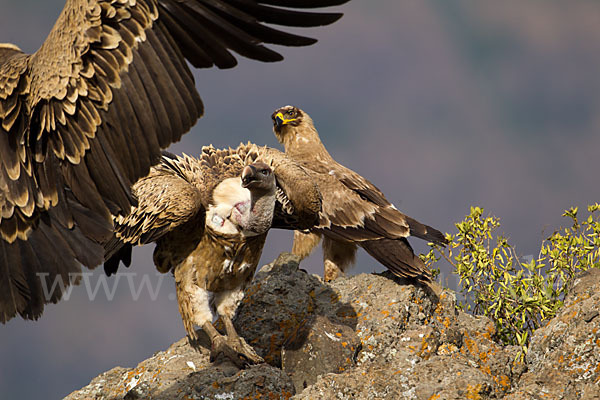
top-left (103, 153), bottom-right (206, 275)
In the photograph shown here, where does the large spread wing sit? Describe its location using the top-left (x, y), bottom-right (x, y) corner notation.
top-left (0, 0), bottom-right (349, 322)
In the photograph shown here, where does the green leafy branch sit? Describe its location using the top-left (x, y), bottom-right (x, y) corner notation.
top-left (422, 204), bottom-right (600, 356)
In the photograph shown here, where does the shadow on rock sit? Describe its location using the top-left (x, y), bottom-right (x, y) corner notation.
top-left (233, 253), bottom-right (361, 393)
top-left (152, 252), bottom-right (359, 399)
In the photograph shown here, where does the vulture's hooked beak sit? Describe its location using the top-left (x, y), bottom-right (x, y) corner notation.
top-left (274, 112), bottom-right (295, 130)
top-left (241, 165), bottom-right (257, 188)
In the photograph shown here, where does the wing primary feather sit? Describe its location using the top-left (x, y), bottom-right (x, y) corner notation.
top-left (111, 75), bottom-right (148, 178)
top-left (84, 136), bottom-right (134, 215)
top-left (225, 2), bottom-right (344, 28)
top-left (16, 239), bottom-right (46, 320)
top-left (129, 46), bottom-right (173, 147)
top-left (405, 216), bottom-right (448, 245)
top-left (156, 5), bottom-right (215, 68)
top-left (100, 96), bottom-right (138, 181)
top-left (142, 29), bottom-right (186, 136)
top-left (104, 243), bottom-right (133, 276)
top-left (176, 1), bottom-right (285, 62)
top-left (159, 0), bottom-right (239, 68)
top-left (149, 24), bottom-right (200, 135)
top-left (0, 240), bottom-right (28, 323)
top-left (119, 62), bottom-right (156, 164)
top-left (257, 0), bottom-right (350, 7)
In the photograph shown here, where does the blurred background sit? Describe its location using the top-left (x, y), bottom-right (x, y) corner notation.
top-left (1, 1), bottom-right (599, 398)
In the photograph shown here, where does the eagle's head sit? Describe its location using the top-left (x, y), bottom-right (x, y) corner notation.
top-left (241, 162), bottom-right (275, 193)
top-left (271, 105), bottom-right (304, 142)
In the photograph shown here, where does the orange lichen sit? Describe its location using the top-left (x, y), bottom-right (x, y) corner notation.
top-left (465, 383), bottom-right (483, 399)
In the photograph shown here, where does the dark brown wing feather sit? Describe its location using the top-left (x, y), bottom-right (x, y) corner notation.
top-left (260, 147), bottom-right (322, 230)
top-left (158, 0), bottom-right (349, 68)
top-left (312, 163), bottom-right (446, 282)
top-left (361, 237), bottom-right (431, 281)
top-left (309, 160), bottom-right (446, 246)
top-left (0, 0), bottom-right (348, 322)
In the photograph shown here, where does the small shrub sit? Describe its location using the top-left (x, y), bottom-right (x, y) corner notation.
top-left (422, 204), bottom-right (600, 356)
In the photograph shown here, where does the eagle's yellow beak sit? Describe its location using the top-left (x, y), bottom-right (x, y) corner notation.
top-left (274, 112), bottom-right (296, 129)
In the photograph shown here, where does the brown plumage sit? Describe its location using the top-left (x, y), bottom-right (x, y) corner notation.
top-left (104, 143), bottom-right (321, 366)
top-left (271, 105), bottom-right (447, 293)
top-left (0, 0), bottom-right (349, 323)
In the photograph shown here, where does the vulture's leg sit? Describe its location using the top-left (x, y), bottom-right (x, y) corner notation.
top-left (291, 230), bottom-right (321, 260)
top-left (322, 236), bottom-right (357, 282)
top-left (175, 265), bottom-right (213, 344)
top-left (213, 288), bottom-right (264, 366)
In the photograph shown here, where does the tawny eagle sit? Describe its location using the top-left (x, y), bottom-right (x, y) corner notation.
top-left (271, 105), bottom-right (447, 293)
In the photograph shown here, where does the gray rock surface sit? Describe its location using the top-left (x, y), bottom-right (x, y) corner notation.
top-left (504, 268), bottom-right (600, 400)
top-left (281, 314), bottom-right (361, 393)
top-left (65, 254), bottom-right (600, 400)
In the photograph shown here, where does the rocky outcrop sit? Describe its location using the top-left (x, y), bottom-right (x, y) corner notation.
top-left (66, 254), bottom-right (600, 400)
top-left (504, 268), bottom-right (600, 400)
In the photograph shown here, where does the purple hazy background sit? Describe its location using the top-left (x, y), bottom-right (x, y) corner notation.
top-left (1, 1), bottom-right (599, 398)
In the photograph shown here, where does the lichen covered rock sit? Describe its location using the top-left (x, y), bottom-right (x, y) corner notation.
top-left (504, 268), bottom-right (600, 400)
top-left (65, 254), bottom-right (600, 400)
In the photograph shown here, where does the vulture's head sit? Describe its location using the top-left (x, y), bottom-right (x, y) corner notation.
top-left (241, 162), bottom-right (275, 193)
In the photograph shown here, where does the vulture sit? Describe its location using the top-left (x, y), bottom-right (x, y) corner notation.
top-left (104, 143), bottom-right (322, 366)
top-left (271, 105), bottom-right (447, 293)
top-left (0, 0), bottom-right (349, 323)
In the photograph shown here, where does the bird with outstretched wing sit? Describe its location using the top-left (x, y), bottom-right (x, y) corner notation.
top-left (0, 0), bottom-right (349, 323)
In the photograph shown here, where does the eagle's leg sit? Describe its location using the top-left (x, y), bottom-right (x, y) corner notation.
top-left (322, 236), bottom-right (357, 282)
top-left (292, 230), bottom-right (321, 260)
top-left (212, 288), bottom-right (264, 366)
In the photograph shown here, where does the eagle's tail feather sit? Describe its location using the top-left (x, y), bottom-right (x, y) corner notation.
top-left (361, 237), bottom-right (442, 299)
top-left (361, 237), bottom-right (430, 280)
top-left (404, 216), bottom-right (447, 246)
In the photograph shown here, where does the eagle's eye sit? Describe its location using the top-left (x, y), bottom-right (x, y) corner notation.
top-left (260, 168), bottom-right (270, 175)
top-left (288, 110), bottom-right (296, 117)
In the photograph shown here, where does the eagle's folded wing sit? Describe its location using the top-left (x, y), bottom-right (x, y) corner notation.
top-left (260, 147), bottom-right (322, 230)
